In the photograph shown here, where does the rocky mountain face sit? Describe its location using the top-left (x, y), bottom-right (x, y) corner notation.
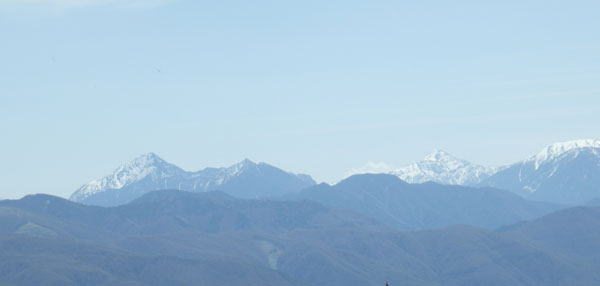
top-left (70, 153), bottom-right (315, 206)
top-left (480, 139), bottom-right (600, 204)
top-left (348, 139), bottom-right (600, 205)
top-left (347, 149), bottom-right (497, 186)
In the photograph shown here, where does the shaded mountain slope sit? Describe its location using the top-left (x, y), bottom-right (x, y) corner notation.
top-left (2, 191), bottom-right (600, 285)
top-left (290, 174), bottom-right (560, 230)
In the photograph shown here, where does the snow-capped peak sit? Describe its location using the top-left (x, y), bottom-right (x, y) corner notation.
top-left (71, 153), bottom-right (183, 201)
top-left (346, 150), bottom-right (497, 186)
top-left (391, 150), bottom-right (495, 185)
top-left (120, 152), bottom-right (165, 169)
top-left (528, 139), bottom-right (600, 169)
top-left (71, 154), bottom-right (317, 205)
top-left (238, 158), bottom-right (257, 167)
top-left (226, 158), bottom-right (257, 176)
top-left (108, 153), bottom-right (173, 184)
top-left (423, 149), bottom-right (461, 162)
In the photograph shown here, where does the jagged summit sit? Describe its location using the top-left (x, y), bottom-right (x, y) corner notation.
top-left (480, 139), bottom-right (600, 204)
top-left (227, 158), bottom-right (258, 174)
top-left (133, 152), bottom-right (163, 161)
top-left (70, 153), bottom-right (185, 202)
top-left (114, 152), bottom-right (163, 171)
top-left (114, 152), bottom-right (173, 171)
top-left (423, 149), bottom-right (457, 162)
top-left (538, 139), bottom-right (600, 155)
top-left (391, 150), bottom-right (496, 185)
top-left (235, 158), bottom-right (257, 166)
top-left (347, 150), bottom-right (496, 186)
top-left (70, 154), bottom-right (316, 206)
top-left (528, 139), bottom-right (600, 169)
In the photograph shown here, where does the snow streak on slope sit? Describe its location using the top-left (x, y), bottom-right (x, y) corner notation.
top-left (70, 154), bottom-right (316, 204)
top-left (527, 139), bottom-right (600, 170)
top-left (347, 150), bottom-right (497, 186)
top-left (479, 139), bottom-right (600, 204)
top-left (70, 153), bottom-right (186, 202)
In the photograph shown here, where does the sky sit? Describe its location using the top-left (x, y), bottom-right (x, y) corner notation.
top-left (1, 0), bottom-right (599, 199)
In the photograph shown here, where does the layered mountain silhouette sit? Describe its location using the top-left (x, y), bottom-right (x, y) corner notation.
top-left (349, 139), bottom-right (600, 205)
top-left (347, 149), bottom-right (497, 185)
top-left (70, 153), bottom-right (315, 206)
top-left (288, 174), bottom-right (560, 230)
top-left (71, 139), bottom-right (600, 207)
top-left (2, 190), bottom-right (600, 286)
top-left (40, 139), bottom-right (600, 285)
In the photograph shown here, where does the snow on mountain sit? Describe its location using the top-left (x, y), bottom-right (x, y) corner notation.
top-left (480, 139), bottom-right (600, 204)
top-left (70, 153), bottom-right (186, 202)
top-left (70, 154), bottom-right (316, 206)
top-left (347, 149), bottom-right (497, 186)
top-left (527, 139), bottom-right (600, 169)
top-left (392, 150), bottom-right (499, 186)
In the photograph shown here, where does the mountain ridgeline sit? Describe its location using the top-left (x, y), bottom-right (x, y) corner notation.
top-left (350, 139), bottom-right (600, 205)
top-left (347, 149), bottom-right (498, 186)
top-left (6, 139), bottom-right (600, 285)
top-left (70, 154), bottom-right (316, 206)
top-left (3, 190), bottom-right (600, 285)
top-left (480, 140), bottom-right (600, 205)
top-left (70, 139), bottom-right (600, 208)
top-left (287, 174), bottom-right (560, 230)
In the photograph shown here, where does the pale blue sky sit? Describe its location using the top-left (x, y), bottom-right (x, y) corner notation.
top-left (1, 0), bottom-right (599, 199)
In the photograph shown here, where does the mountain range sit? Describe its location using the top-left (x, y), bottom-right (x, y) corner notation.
top-left (2, 190), bottom-right (600, 285)
top-left (69, 139), bottom-right (600, 207)
top-left (349, 139), bottom-right (600, 204)
top-left (287, 174), bottom-right (560, 230)
top-left (480, 139), bottom-right (600, 204)
top-left (6, 138), bottom-right (600, 285)
top-left (70, 154), bottom-right (315, 206)
top-left (347, 149), bottom-right (498, 185)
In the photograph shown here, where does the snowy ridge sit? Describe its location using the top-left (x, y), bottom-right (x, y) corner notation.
top-left (347, 150), bottom-right (497, 186)
top-left (479, 138), bottom-right (600, 204)
top-left (70, 154), bottom-right (316, 204)
top-left (510, 139), bottom-right (600, 192)
top-left (527, 139), bottom-right (600, 169)
top-left (196, 159), bottom-right (261, 187)
top-left (71, 153), bottom-right (185, 201)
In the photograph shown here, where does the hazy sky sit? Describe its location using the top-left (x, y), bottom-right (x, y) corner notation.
top-left (1, 0), bottom-right (599, 199)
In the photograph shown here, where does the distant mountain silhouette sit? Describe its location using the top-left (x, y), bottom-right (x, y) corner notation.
top-left (500, 206), bottom-right (600, 275)
top-left (70, 153), bottom-right (315, 206)
top-left (5, 190), bottom-right (374, 238)
top-left (481, 139), bottom-right (600, 204)
top-left (348, 139), bottom-right (600, 206)
top-left (3, 190), bottom-right (600, 285)
top-left (347, 149), bottom-right (497, 185)
top-left (289, 174), bottom-right (560, 230)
